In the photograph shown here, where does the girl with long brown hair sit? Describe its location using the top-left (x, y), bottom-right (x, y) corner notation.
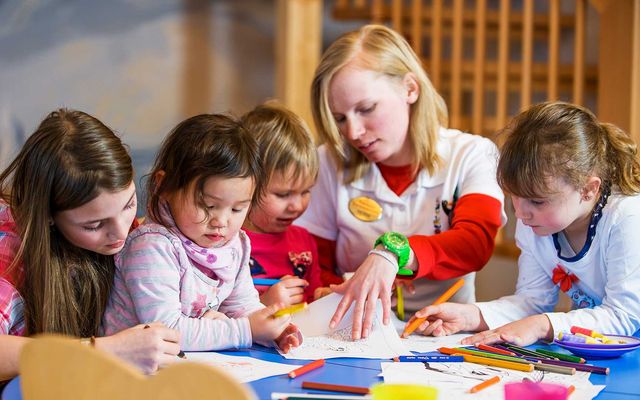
top-left (0, 108), bottom-right (180, 381)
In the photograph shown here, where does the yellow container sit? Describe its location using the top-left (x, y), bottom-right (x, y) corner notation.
top-left (371, 384), bottom-right (438, 400)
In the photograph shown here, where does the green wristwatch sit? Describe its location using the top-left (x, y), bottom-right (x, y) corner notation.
top-left (374, 232), bottom-right (413, 276)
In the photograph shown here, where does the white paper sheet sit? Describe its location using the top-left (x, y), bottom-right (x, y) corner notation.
top-left (380, 362), bottom-right (605, 400)
top-left (279, 293), bottom-right (410, 360)
top-left (388, 310), bottom-right (474, 353)
top-left (181, 352), bottom-right (297, 382)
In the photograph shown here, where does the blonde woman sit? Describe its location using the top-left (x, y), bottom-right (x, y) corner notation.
top-left (297, 25), bottom-right (506, 339)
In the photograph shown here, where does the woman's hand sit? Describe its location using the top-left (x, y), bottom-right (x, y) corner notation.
top-left (461, 314), bottom-right (553, 347)
top-left (260, 275), bottom-right (308, 307)
top-left (328, 252), bottom-right (397, 340)
top-left (96, 322), bottom-right (181, 374)
top-left (403, 303), bottom-right (482, 338)
top-left (248, 304), bottom-right (292, 346)
top-left (275, 323), bottom-right (303, 353)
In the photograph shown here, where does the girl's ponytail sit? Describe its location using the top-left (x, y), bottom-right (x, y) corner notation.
top-left (600, 123), bottom-right (640, 195)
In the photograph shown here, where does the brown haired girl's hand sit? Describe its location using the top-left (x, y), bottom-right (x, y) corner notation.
top-left (460, 314), bottom-right (553, 347)
top-left (328, 253), bottom-right (397, 340)
top-left (95, 322), bottom-right (181, 374)
top-left (248, 304), bottom-right (293, 347)
top-left (260, 275), bottom-right (308, 307)
top-left (404, 303), bottom-right (482, 338)
top-left (274, 323), bottom-right (303, 354)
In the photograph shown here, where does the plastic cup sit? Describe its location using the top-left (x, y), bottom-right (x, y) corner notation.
top-left (504, 381), bottom-right (568, 400)
top-left (371, 384), bottom-right (437, 400)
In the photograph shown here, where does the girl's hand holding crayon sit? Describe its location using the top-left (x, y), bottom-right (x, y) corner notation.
top-left (260, 275), bottom-right (308, 307)
top-left (248, 303), bottom-right (301, 351)
top-left (461, 314), bottom-right (553, 347)
top-left (407, 302), bottom-right (482, 337)
top-left (98, 322), bottom-right (181, 374)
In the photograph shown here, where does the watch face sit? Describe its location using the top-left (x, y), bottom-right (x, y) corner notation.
top-left (386, 232), bottom-right (407, 247)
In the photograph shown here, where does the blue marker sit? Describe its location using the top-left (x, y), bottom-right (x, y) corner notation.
top-left (395, 355), bottom-right (464, 362)
top-left (252, 278), bottom-right (280, 286)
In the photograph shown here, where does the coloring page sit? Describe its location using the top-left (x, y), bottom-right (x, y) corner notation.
top-left (182, 352), bottom-right (297, 382)
top-left (279, 293), bottom-right (410, 360)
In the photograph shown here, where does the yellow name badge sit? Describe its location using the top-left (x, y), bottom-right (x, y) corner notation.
top-left (348, 196), bottom-right (383, 222)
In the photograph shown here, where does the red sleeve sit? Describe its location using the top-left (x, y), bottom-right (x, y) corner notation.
top-left (409, 193), bottom-right (502, 280)
top-left (311, 234), bottom-right (344, 286)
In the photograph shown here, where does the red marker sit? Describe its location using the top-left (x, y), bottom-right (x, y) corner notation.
top-left (288, 359), bottom-right (325, 378)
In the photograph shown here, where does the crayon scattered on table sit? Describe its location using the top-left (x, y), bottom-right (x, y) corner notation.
top-left (446, 347), bottom-right (535, 364)
top-left (394, 355), bottom-right (464, 362)
top-left (476, 343), bottom-right (517, 357)
top-left (535, 348), bottom-right (585, 364)
top-left (533, 363), bottom-right (575, 375)
top-left (451, 352), bottom-right (534, 372)
top-left (469, 376), bottom-right (501, 393)
top-left (536, 358), bottom-right (609, 375)
top-left (289, 359), bottom-right (326, 379)
top-left (301, 381), bottom-right (370, 395)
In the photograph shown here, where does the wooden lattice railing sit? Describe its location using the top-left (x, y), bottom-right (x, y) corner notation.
top-left (327, 0), bottom-right (639, 257)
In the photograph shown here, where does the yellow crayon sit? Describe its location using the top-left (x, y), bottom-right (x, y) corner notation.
top-left (273, 302), bottom-right (308, 318)
top-left (396, 286), bottom-right (405, 321)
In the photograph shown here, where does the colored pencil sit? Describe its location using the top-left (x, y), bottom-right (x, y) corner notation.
top-left (253, 278), bottom-right (280, 286)
top-left (469, 376), bottom-right (501, 393)
top-left (476, 343), bottom-right (517, 356)
top-left (444, 347), bottom-right (535, 364)
top-left (535, 349), bottom-right (585, 364)
top-left (396, 285), bottom-right (405, 321)
top-left (301, 382), bottom-right (370, 395)
top-left (534, 358), bottom-right (609, 375)
top-left (395, 355), bottom-right (464, 362)
top-left (533, 363), bottom-right (576, 375)
top-left (289, 359), bottom-right (326, 378)
top-left (401, 278), bottom-right (465, 337)
top-left (568, 385), bottom-right (576, 396)
top-left (501, 343), bottom-right (556, 359)
top-left (453, 353), bottom-right (534, 372)
top-left (273, 302), bottom-right (308, 318)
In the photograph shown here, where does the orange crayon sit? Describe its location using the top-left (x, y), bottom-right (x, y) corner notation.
top-left (402, 279), bottom-right (465, 337)
top-left (288, 359), bottom-right (325, 379)
top-left (469, 376), bottom-right (501, 393)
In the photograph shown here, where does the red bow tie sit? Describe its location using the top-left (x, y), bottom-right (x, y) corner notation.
top-left (552, 265), bottom-right (579, 292)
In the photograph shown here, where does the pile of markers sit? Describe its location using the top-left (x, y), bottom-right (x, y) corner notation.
top-left (557, 326), bottom-right (627, 345)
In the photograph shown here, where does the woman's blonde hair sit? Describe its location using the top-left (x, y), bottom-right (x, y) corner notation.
top-left (311, 24), bottom-right (448, 183)
top-left (0, 109), bottom-right (133, 337)
top-left (498, 101), bottom-right (640, 197)
top-left (241, 101), bottom-right (318, 186)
